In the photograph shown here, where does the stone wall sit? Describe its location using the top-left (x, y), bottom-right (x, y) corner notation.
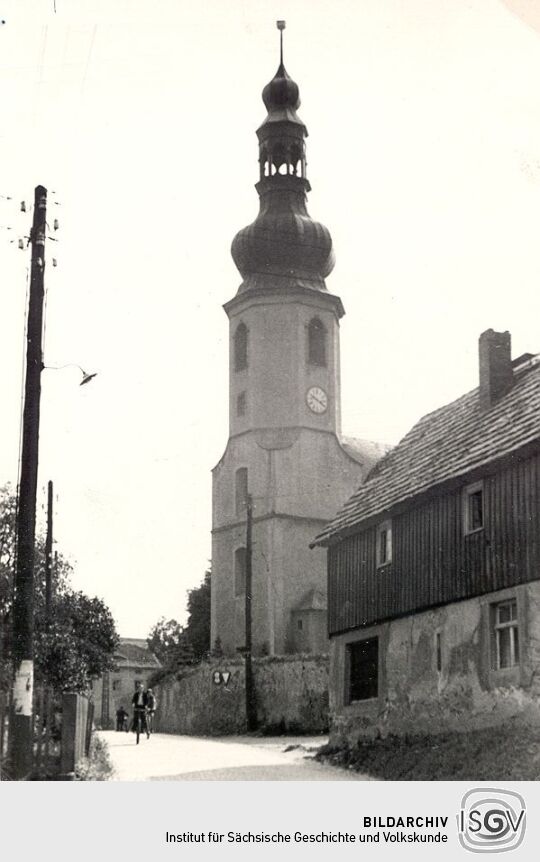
top-left (329, 581), bottom-right (540, 746)
top-left (154, 654), bottom-right (328, 736)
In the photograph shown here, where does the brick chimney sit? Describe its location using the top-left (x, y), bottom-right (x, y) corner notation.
top-left (479, 329), bottom-right (513, 408)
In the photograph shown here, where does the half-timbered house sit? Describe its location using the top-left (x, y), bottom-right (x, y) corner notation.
top-left (313, 329), bottom-right (540, 743)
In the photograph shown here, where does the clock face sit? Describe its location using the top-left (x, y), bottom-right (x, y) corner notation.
top-left (307, 386), bottom-right (328, 414)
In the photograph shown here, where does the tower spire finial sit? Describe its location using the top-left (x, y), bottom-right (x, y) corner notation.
top-left (277, 20), bottom-right (286, 67)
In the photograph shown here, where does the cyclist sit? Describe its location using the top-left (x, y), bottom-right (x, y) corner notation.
top-left (131, 681), bottom-right (149, 740)
top-left (146, 688), bottom-right (157, 734)
top-left (115, 705), bottom-right (128, 732)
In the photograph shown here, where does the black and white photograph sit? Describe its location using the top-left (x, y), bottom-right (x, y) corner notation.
top-left (1, 0), bottom-right (540, 854)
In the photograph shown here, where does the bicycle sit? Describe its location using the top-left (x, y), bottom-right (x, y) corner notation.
top-left (134, 708), bottom-right (149, 744)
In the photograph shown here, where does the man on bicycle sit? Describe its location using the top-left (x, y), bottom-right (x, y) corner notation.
top-left (131, 681), bottom-right (149, 739)
top-left (146, 688), bottom-right (157, 734)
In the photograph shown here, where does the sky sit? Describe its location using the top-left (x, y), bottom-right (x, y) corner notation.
top-left (1, 0), bottom-right (540, 638)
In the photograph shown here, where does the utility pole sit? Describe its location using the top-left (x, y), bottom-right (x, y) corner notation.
top-left (9, 185), bottom-right (47, 779)
top-left (40, 479), bottom-right (54, 774)
top-left (44, 481), bottom-right (53, 620)
top-left (245, 495), bottom-right (257, 731)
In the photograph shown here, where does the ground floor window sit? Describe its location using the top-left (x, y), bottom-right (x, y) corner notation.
top-left (493, 598), bottom-right (519, 669)
top-left (347, 637), bottom-right (379, 702)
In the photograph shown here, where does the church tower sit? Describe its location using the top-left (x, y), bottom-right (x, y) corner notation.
top-left (211, 24), bottom-right (384, 657)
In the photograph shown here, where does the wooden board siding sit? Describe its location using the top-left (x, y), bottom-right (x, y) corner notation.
top-left (328, 452), bottom-right (540, 636)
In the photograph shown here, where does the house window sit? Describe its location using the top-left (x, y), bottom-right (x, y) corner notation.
top-left (347, 637), bottom-right (379, 702)
top-left (112, 679), bottom-right (121, 692)
top-left (308, 317), bottom-right (327, 366)
top-left (493, 599), bottom-right (519, 669)
top-left (235, 467), bottom-right (248, 516)
top-left (464, 482), bottom-right (484, 533)
top-left (297, 619), bottom-right (303, 631)
top-left (234, 322), bottom-right (248, 371)
top-left (234, 547), bottom-right (247, 597)
top-left (237, 391), bottom-right (246, 416)
top-left (376, 520), bottom-right (392, 567)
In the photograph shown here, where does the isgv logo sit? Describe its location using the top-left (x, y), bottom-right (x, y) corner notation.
top-left (458, 788), bottom-right (526, 853)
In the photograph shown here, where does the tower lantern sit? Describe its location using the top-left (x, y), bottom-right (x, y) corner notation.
top-left (258, 20), bottom-right (306, 182)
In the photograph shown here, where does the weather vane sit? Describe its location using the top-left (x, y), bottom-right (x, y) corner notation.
top-left (277, 20), bottom-right (286, 65)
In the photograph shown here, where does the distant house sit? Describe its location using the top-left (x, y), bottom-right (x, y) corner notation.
top-left (313, 330), bottom-right (540, 744)
top-left (92, 638), bottom-right (160, 729)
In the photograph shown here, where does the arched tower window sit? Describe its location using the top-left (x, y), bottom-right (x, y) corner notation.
top-left (235, 467), bottom-right (248, 515)
top-left (234, 322), bottom-right (248, 371)
top-left (308, 317), bottom-right (327, 366)
top-left (234, 547), bottom-right (247, 597)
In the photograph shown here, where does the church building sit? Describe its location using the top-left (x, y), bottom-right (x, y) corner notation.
top-left (211, 25), bottom-right (387, 657)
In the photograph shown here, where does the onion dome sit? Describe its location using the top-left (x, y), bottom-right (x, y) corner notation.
top-left (231, 183), bottom-right (335, 292)
top-left (259, 22), bottom-right (305, 130)
top-left (262, 62), bottom-right (300, 112)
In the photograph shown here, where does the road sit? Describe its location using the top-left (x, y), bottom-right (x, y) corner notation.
top-left (99, 730), bottom-right (372, 781)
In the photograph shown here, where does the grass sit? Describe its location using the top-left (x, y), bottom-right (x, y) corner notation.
top-left (317, 725), bottom-right (540, 781)
top-left (0, 753), bottom-right (13, 781)
top-left (74, 734), bottom-right (114, 781)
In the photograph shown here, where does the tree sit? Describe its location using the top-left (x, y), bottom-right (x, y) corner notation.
top-left (0, 487), bottom-right (17, 647)
top-left (35, 591), bottom-right (118, 692)
top-left (147, 569), bottom-right (211, 671)
top-left (0, 484), bottom-right (119, 693)
top-left (147, 617), bottom-right (184, 666)
top-left (184, 569), bottom-right (211, 660)
top-left (147, 617), bottom-right (195, 671)
top-left (1, 483), bottom-right (71, 626)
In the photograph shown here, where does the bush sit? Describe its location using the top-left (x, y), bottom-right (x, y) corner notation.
top-left (75, 734), bottom-right (114, 781)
